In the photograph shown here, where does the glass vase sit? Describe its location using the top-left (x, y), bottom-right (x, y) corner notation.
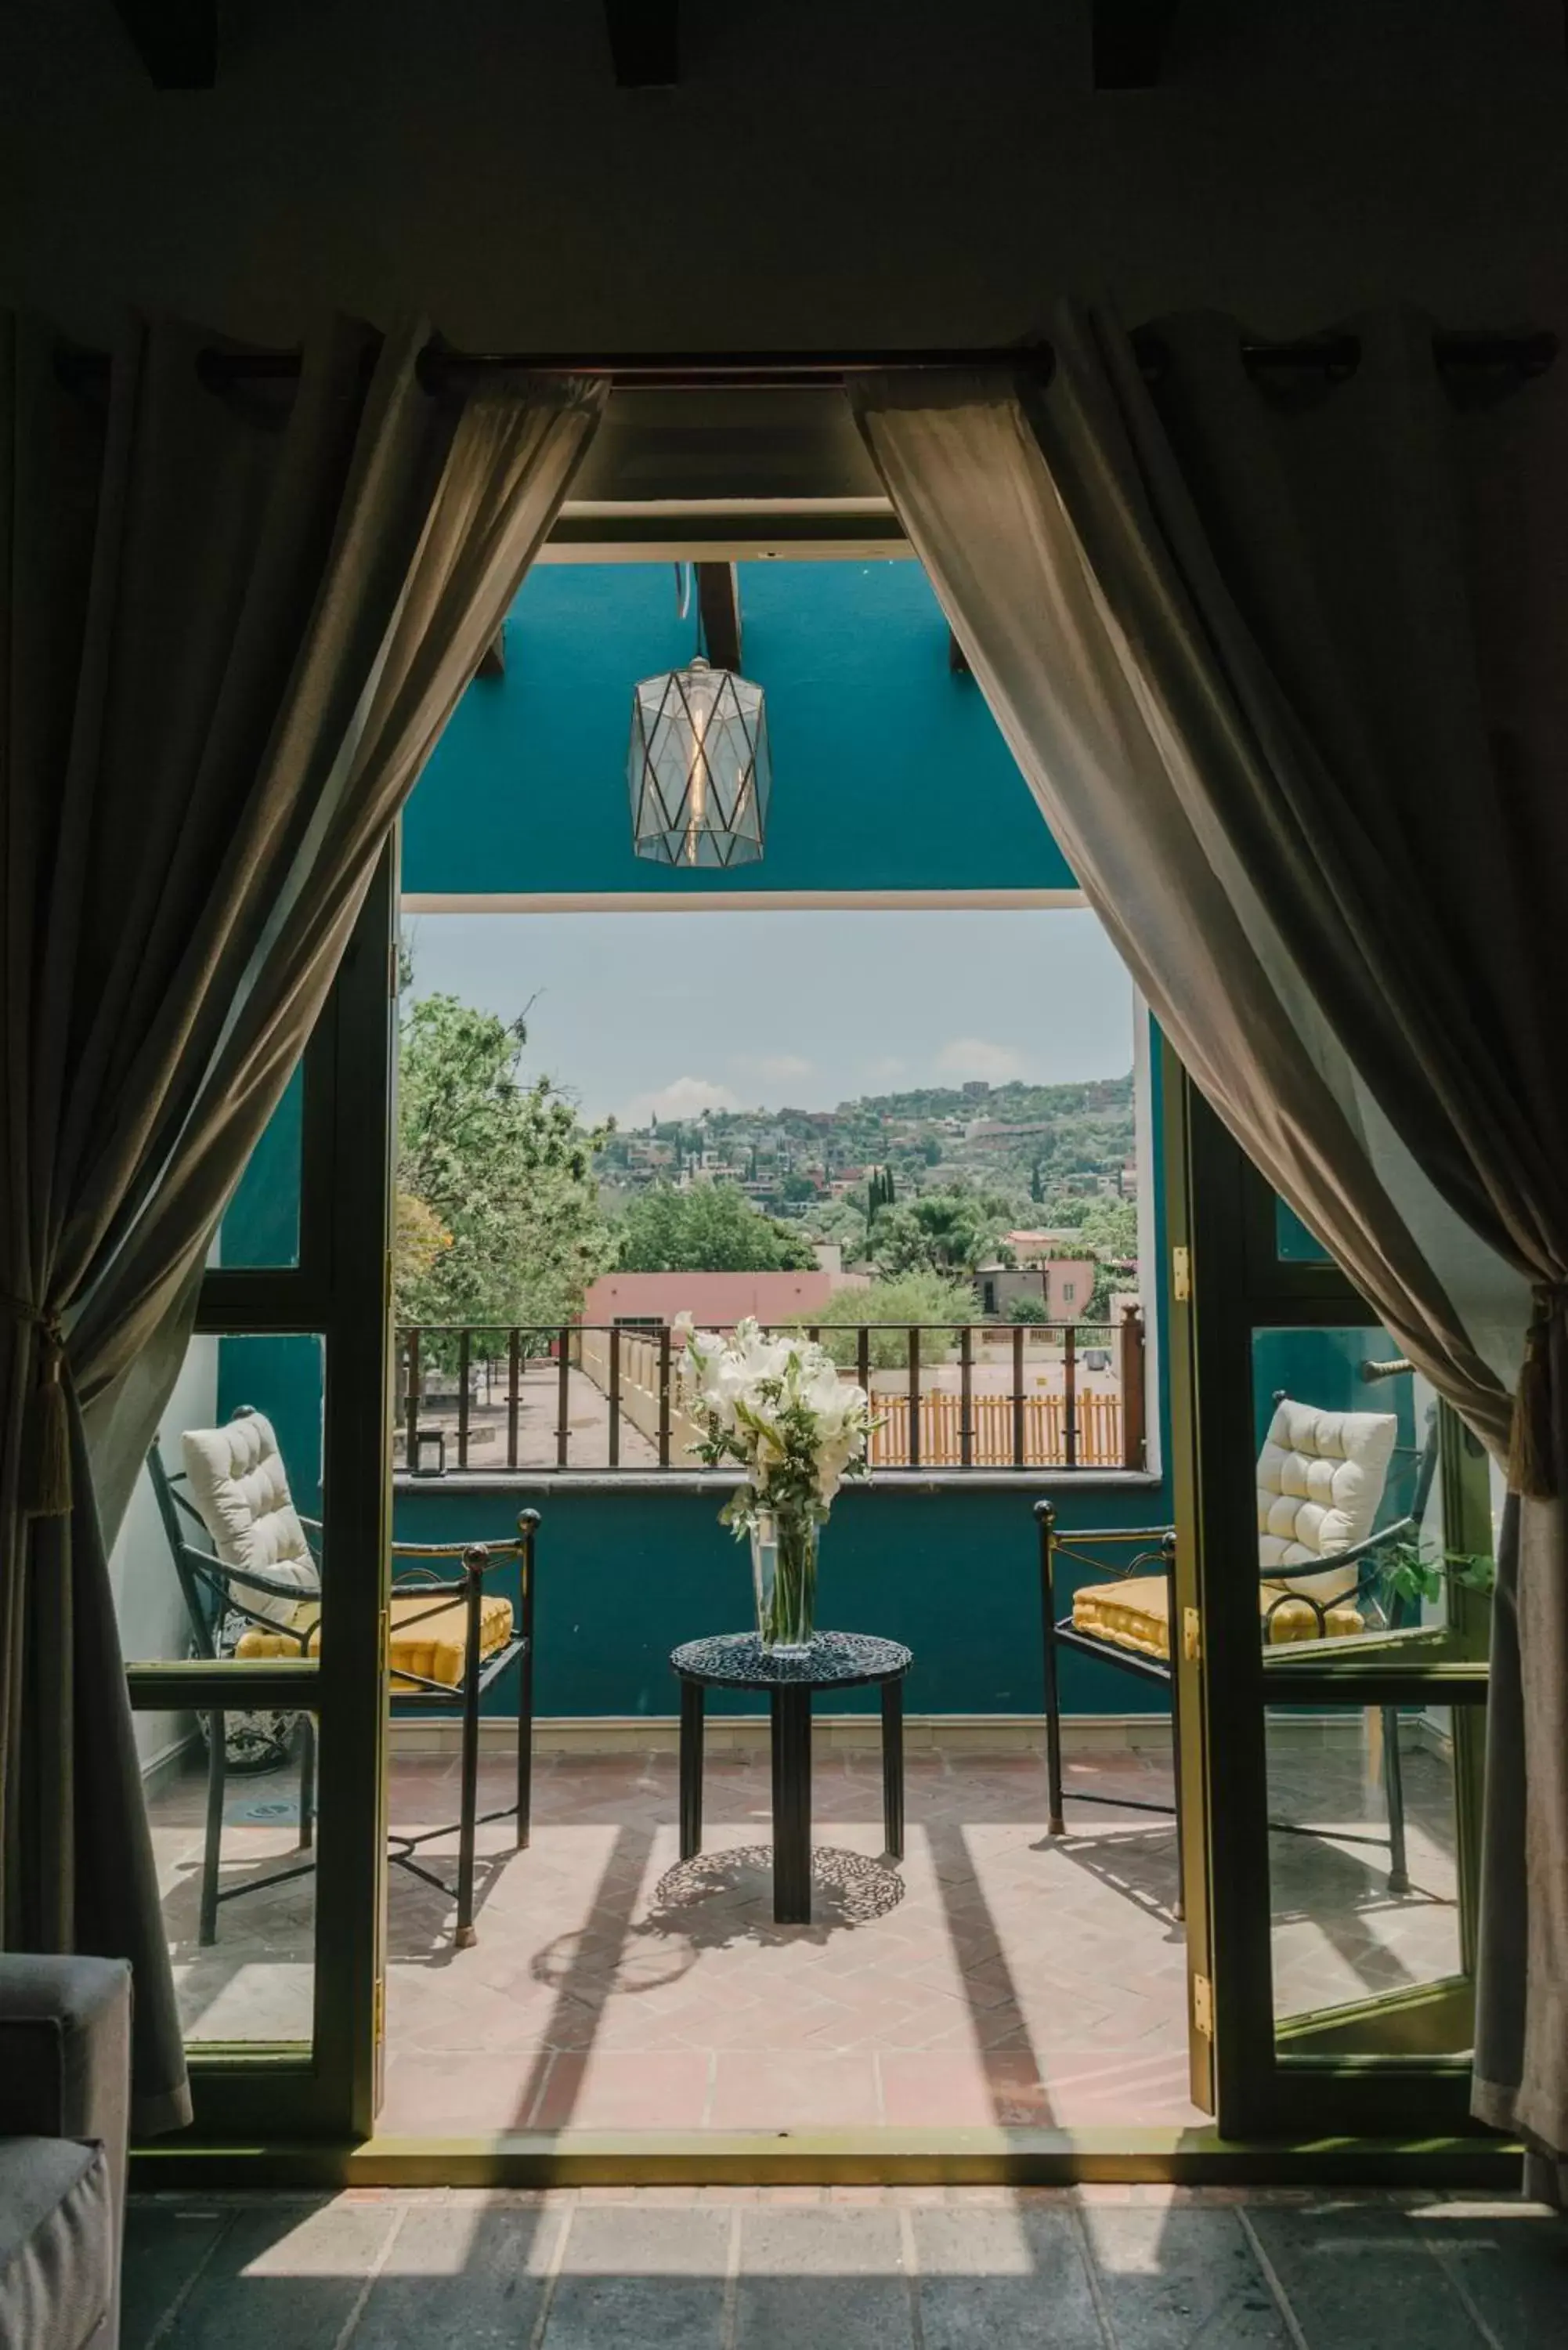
top-left (750, 1509), bottom-right (819, 1655)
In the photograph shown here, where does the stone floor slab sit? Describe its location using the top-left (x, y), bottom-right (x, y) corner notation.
top-left (737, 2208), bottom-right (912, 2349)
top-left (912, 2204), bottom-right (1104, 2349)
top-left (149, 2199), bottom-right (398, 2350)
top-left (1243, 2199), bottom-right (1490, 2349)
top-left (1082, 2204), bottom-right (1292, 2348)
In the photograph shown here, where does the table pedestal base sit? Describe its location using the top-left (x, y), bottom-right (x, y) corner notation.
top-left (675, 1656), bottom-right (908, 1925)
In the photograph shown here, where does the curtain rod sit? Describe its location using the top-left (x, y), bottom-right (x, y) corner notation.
top-left (53, 327), bottom-right (1558, 396)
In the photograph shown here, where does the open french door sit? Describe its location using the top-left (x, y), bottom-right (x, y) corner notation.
top-left (1167, 1047), bottom-right (1492, 2138)
top-left (127, 846), bottom-right (397, 2144)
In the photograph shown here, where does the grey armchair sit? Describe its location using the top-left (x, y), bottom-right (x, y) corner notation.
top-left (0, 1954), bottom-right (130, 2349)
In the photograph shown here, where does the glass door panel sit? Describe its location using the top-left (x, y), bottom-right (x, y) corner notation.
top-left (1267, 1702), bottom-right (1476, 2058)
top-left (1172, 1050), bottom-right (1492, 2135)
top-left (124, 845), bottom-right (396, 2142)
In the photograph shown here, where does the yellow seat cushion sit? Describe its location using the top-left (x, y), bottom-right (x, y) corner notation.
top-left (233, 1590), bottom-right (515, 1690)
top-left (1071, 1574), bottom-right (1364, 1659)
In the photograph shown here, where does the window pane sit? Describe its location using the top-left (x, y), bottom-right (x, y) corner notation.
top-left (141, 1701), bottom-right (318, 2048)
top-left (1248, 1328), bottom-right (1490, 1665)
top-left (215, 1064), bottom-right (303, 1269)
top-left (1274, 1195), bottom-right (1335, 1264)
top-left (1269, 1704), bottom-right (1473, 2056)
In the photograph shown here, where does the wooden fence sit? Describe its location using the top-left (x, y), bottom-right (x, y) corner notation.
top-left (868, 1389), bottom-right (1125, 1470)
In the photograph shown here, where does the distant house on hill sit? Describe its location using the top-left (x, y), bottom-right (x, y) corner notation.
top-left (974, 1258), bottom-right (1097, 1321)
top-left (581, 1262), bottom-right (866, 1330)
top-left (1004, 1227), bottom-right (1085, 1267)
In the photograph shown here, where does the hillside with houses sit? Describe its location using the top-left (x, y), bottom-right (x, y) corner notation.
top-left (596, 1072), bottom-right (1136, 1236)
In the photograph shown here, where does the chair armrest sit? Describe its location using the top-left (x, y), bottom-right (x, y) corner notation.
top-left (209, 1558), bottom-right (324, 1605)
top-left (1047, 1528), bottom-right (1175, 1584)
top-left (1256, 1515), bottom-right (1416, 1585)
top-left (0, 1956), bottom-right (130, 2339)
top-left (392, 1538), bottom-right (522, 1563)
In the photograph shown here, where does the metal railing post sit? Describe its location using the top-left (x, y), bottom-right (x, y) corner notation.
top-left (507, 1327), bottom-right (521, 1469)
top-left (658, 1323), bottom-right (673, 1469)
top-left (907, 1325), bottom-right (921, 1470)
top-left (1120, 1305), bottom-right (1146, 1469)
top-left (457, 1329), bottom-right (471, 1470)
top-left (404, 1327), bottom-right (421, 1470)
top-left (1012, 1322), bottom-right (1026, 1468)
top-left (959, 1325), bottom-right (973, 1469)
top-left (608, 1324), bottom-right (622, 1470)
top-left (1064, 1323), bottom-right (1078, 1470)
top-left (556, 1326), bottom-right (571, 1468)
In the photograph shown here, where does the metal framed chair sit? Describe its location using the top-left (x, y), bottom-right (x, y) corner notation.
top-left (1037, 1384), bottom-right (1441, 1910)
top-left (146, 1408), bottom-right (537, 1950)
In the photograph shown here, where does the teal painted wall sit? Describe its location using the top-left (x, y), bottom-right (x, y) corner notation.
top-left (401, 562), bottom-right (1076, 898)
top-left (215, 1335), bottom-right (325, 1517)
top-left (391, 1478), bottom-right (1169, 1723)
top-left (219, 1065), bottom-right (302, 1269)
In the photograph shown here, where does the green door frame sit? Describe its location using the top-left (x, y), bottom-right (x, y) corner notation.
top-left (1169, 1047), bottom-right (1493, 2139)
top-left (127, 844), bottom-right (398, 2142)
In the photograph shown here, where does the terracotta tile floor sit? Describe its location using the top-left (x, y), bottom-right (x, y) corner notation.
top-left (147, 1719), bottom-right (1464, 2133)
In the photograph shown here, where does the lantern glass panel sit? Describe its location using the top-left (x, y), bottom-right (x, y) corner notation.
top-left (629, 659), bottom-right (771, 867)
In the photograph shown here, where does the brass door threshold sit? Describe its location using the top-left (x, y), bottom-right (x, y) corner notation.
top-left (132, 2124), bottom-right (1521, 2193)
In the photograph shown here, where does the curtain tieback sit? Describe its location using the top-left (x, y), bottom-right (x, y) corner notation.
top-left (0, 1289), bottom-right (71, 1518)
top-left (1508, 1280), bottom-right (1568, 1502)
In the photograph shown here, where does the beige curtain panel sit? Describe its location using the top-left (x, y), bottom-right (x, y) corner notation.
top-left (0, 311), bottom-right (605, 2131)
top-left (852, 303), bottom-right (1568, 2197)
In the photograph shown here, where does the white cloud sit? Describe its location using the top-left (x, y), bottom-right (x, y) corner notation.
top-left (934, 1037), bottom-right (1031, 1084)
top-left (618, 1074), bottom-right (739, 1128)
top-left (732, 1052), bottom-right (815, 1083)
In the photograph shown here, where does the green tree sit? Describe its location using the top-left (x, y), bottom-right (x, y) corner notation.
top-left (1076, 1195), bottom-right (1138, 1258)
top-left (873, 1184), bottom-right (1013, 1277)
top-left (1007, 1294), bottom-right (1050, 1325)
top-left (396, 994), bottom-right (615, 1340)
top-left (617, 1182), bottom-right (816, 1272)
top-left (804, 1268), bottom-right (977, 1370)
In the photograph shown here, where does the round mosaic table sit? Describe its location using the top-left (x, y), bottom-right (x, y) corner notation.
top-left (670, 1631), bottom-right (913, 1925)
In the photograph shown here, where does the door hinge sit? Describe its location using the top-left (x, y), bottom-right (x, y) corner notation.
top-left (1183, 1606), bottom-right (1202, 1665)
top-left (1172, 1245), bottom-right (1191, 1303)
top-left (1192, 1972), bottom-right (1213, 2038)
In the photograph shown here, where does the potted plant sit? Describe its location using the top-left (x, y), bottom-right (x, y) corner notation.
top-left (1373, 1537), bottom-right (1495, 1622)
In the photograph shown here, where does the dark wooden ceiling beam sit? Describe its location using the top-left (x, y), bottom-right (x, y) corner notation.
top-left (696, 563), bottom-right (742, 671)
top-left (603, 0), bottom-right (678, 87)
top-left (476, 627), bottom-right (506, 681)
top-left (1092, 0), bottom-right (1179, 88)
top-left (109, 0), bottom-right (216, 87)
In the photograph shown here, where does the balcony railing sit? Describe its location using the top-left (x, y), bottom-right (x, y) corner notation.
top-left (395, 1310), bottom-right (1146, 1476)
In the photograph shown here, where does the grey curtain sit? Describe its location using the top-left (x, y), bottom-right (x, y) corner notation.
top-left (852, 303), bottom-right (1568, 2194)
top-left (1, 312), bottom-right (605, 2131)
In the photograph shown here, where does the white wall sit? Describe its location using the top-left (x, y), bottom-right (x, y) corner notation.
top-left (108, 1334), bottom-right (219, 1773)
top-left (2, 0), bottom-right (1563, 346)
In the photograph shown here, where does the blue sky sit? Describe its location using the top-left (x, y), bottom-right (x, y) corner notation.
top-left (402, 908), bottom-right (1133, 1129)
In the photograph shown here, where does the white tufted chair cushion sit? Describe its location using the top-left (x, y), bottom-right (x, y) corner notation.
top-left (1256, 1397), bottom-right (1397, 1603)
top-left (181, 1411), bottom-right (320, 1625)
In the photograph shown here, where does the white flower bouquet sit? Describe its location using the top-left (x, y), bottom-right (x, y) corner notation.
top-left (675, 1314), bottom-right (876, 1651)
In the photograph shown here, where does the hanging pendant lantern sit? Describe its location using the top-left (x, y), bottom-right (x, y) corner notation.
top-left (629, 655), bottom-right (771, 868)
